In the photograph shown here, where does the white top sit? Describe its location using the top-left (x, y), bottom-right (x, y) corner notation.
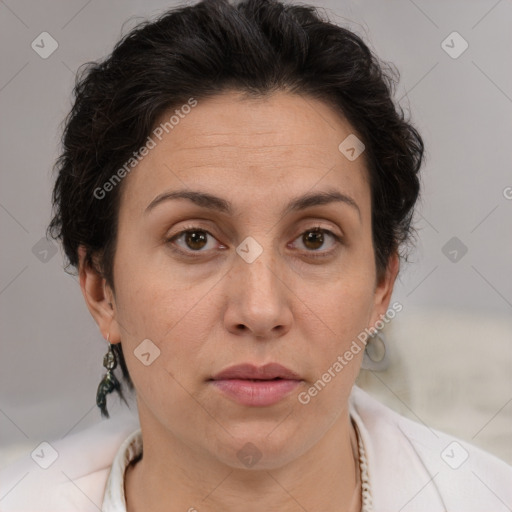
top-left (101, 428), bottom-right (140, 511)
top-left (1, 386), bottom-right (511, 511)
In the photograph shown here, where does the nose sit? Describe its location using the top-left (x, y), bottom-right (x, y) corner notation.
top-left (223, 246), bottom-right (293, 340)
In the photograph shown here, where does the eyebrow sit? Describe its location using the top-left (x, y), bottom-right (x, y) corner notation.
top-left (145, 188), bottom-right (361, 220)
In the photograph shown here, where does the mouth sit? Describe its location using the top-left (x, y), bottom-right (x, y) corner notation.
top-left (237, 378), bottom-right (285, 382)
top-left (210, 362), bottom-right (302, 381)
top-left (208, 363), bottom-right (303, 407)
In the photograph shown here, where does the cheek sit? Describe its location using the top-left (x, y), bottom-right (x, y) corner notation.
top-left (113, 278), bottom-right (218, 421)
top-left (112, 246), bottom-right (224, 385)
top-left (114, 273), bottom-right (215, 354)
top-left (303, 263), bottom-right (376, 338)
top-left (296, 268), bottom-right (375, 387)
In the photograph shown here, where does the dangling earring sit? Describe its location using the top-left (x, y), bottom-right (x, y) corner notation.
top-left (361, 332), bottom-right (390, 371)
top-left (96, 334), bottom-right (129, 418)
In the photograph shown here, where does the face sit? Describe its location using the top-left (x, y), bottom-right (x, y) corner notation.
top-left (83, 90), bottom-right (397, 469)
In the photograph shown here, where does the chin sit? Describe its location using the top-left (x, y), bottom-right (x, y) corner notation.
top-left (210, 421), bottom-right (312, 471)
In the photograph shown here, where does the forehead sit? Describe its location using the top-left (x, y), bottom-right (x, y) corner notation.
top-left (119, 91), bottom-right (370, 216)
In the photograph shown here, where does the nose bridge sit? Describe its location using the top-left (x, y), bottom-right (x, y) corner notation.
top-left (226, 234), bottom-right (291, 336)
top-left (237, 235), bottom-right (281, 300)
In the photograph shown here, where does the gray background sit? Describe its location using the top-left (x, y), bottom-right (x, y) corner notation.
top-left (1, 0), bottom-right (511, 467)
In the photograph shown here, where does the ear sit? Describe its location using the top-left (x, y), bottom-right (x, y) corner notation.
top-left (78, 245), bottom-right (121, 344)
top-left (368, 251), bottom-right (400, 328)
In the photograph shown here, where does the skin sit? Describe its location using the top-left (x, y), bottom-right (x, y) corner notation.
top-left (80, 90), bottom-right (399, 512)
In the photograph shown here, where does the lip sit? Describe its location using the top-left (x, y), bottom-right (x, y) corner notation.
top-left (209, 363), bottom-right (303, 407)
top-left (211, 363), bottom-right (301, 381)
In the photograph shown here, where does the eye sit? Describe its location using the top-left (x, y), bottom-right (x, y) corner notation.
top-left (290, 227), bottom-right (342, 256)
top-left (167, 226), bottom-right (342, 259)
top-left (168, 227), bottom-right (222, 254)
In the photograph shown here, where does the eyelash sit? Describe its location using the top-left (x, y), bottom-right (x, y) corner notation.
top-left (166, 225), bottom-right (343, 260)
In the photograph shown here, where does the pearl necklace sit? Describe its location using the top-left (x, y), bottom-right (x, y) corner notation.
top-left (354, 421), bottom-right (373, 512)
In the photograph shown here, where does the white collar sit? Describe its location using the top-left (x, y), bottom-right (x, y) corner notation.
top-left (101, 427), bottom-right (142, 511)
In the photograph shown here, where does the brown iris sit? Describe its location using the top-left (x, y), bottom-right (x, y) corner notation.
top-left (303, 228), bottom-right (324, 250)
top-left (184, 230), bottom-right (208, 250)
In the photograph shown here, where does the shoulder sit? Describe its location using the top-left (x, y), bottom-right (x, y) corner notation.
top-left (350, 385), bottom-right (512, 512)
top-left (0, 413), bottom-right (139, 512)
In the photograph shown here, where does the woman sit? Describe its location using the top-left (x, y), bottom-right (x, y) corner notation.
top-left (1, 0), bottom-right (510, 510)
